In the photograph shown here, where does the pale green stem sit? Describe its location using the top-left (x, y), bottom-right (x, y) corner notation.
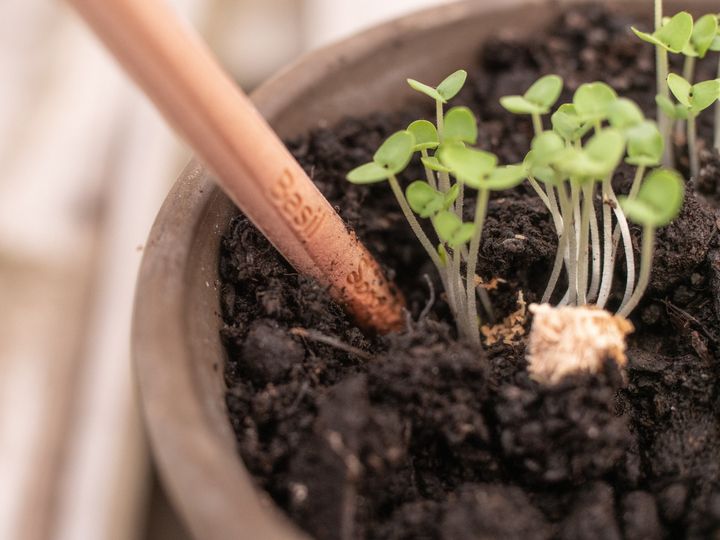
top-left (609, 188), bottom-right (636, 312)
top-left (558, 182), bottom-right (577, 305)
top-left (466, 189), bottom-right (490, 345)
top-left (675, 56), bottom-right (696, 140)
top-left (420, 149), bottom-right (437, 190)
top-left (688, 113), bottom-right (699, 178)
top-left (436, 99), bottom-right (445, 142)
top-left (456, 182), bottom-right (465, 220)
top-left (586, 182), bottom-right (601, 302)
top-left (596, 177), bottom-right (615, 308)
top-left (715, 56), bottom-right (720, 151)
top-left (528, 177), bottom-right (551, 208)
top-left (531, 113), bottom-right (543, 136)
top-left (541, 216), bottom-right (569, 304)
top-left (460, 245), bottom-right (495, 323)
top-left (612, 166), bottom-right (645, 252)
top-left (617, 225), bottom-right (655, 318)
top-left (451, 247), bottom-right (472, 339)
top-left (577, 183), bottom-right (591, 305)
top-left (571, 182), bottom-right (581, 262)
top-left (655, 0), bottom-right (673, 167)
top-left (388, 175), bottom-right (443, 271)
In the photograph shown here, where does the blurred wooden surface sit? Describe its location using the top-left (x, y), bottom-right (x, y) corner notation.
top-left (0, 0), bottom-right (444, 538)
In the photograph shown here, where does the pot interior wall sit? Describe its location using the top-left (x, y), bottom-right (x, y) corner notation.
top-left (139, 0), bottom-right (717, 538)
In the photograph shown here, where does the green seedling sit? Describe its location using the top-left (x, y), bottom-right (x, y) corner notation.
top-left (617, 169), bottom-right (684, 318)
top-left (633, 9), bottom-right (693, 167)
top-left (347, 62), bottom-right (688, 345)
top-left (666, 74), bottom-right (720, 177)
top-left (500, 74), bottom-right (563, 134)
top-left (349, 71), bottom-right (526, 345)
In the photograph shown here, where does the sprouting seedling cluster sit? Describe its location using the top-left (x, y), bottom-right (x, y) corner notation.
top-left (502, 76), bottom-right (684, 318)
top-left (347, 70), bottom-right (525, 345)
top-left (346, 62), bottom-right (686, 343)
top-left (632, 5), bottom-right (720, 177)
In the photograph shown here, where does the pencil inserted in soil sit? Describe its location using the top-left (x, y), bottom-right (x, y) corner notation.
top-left (68, 0), bottom-right (406, 333)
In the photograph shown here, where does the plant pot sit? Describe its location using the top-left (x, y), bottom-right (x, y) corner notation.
top-left (133, 1), bottom-right (719, 539)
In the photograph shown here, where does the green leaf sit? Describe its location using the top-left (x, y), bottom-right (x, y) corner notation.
top-left (499, 75), bottom-right (563, 116)
top-left (422, 155), bottom-right (453, 173)
top-left (619, 169), bottom-right (685, 227)
top-left (573, 82), bottom-right (618, 122)
top-left (407, 78), bottom-right (445, 103)
top-left (556, 129), bottom-right (625, 179)
top-left (584, 128), bottom-right (625, 175)
top-left (524, 75), bottom-right (563, 110)
top-left (436, 70), bottom-right (468, 101)
top-left (444, 183), bottom-right (460, 209)
top-left (485, 165), bottom-right (527, 191)
top-left (373, 130), bottom-right (415, 174)
top-left (626, 121), bottom-right (664, 167)
top-left (531, 164), bottom-right (562, 185)
top-left (689, 79), bottom-right (720, 113)
top-left (433, 211), bottom-right (475, 248)
top-left (551, 104), bottom-right (591, 142)
top-left (406, 181), bottom-right (445, 218)
top-left (499, 95), bottom-right (544, 115)
top-left (530, 131), bottom-right (565, 166)
top-left (632, 11), bottom-right (694, 53)
top-left (439, 146), bottom-right (498, 189)
top-left (608, 98), bottom-right (645, 130)
top-left (683, 14), bottom-right (718, 57)
top-left (655, 94), bottom-right (681, 120)
top-left (444, 106), bottom-right (478, 144)
top-left (667, 73), bottom-right (692, 107)
top-left (407, 120), bottom-right (439, 151)
top-left (710, 34), bottom-right (720, 52)
top-left (347, 162), bottom-right (391, 184)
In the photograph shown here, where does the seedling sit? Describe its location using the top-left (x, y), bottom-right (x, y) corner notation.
top-left (503, 76), bottom-right (684, 319)
top-left (500, 74), bottom-right (563, 135)
top-left (617, 169), bottom-right (684, 317)
top-left (348, 70), bottom-right (524, 345)
top-left (347, 62), bottom-right (687, 344)
top-left (665, 74), bottom-right (719, 177)
top-left (632, 9), bottom-right (693, 166)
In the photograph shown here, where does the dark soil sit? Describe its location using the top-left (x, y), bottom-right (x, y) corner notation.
top-left (219, 6), bottom-right (720, 539)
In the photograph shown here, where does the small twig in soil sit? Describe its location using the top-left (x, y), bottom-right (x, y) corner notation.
top-left (660, 299), bottom-right (715, 340)
top-left (290, 327), bottom-right (373, 360)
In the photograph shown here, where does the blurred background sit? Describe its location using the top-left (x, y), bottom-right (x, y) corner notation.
top-left (0, 0), bottom-right (450, 538)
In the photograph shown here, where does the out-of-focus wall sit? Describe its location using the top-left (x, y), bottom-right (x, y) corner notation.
top-left (0, 1), bottom-right (447, 539)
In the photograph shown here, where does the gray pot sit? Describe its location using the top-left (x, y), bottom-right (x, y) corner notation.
top-left (132, 1), bottom-right (707, 538)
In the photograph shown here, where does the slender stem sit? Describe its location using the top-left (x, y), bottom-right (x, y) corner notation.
top-left (451, 247), bottom-right (472, 338)
top-left (466, 189), bottom-right (489, 345)
top-left (688, 113), bottom-right (699, 178)
top-left (388, 175), bottom-right (442, 269)
top-left (586, 183), bottom-right (601, 302)
top-left (541, 217), bottom-right (569, 304)
top-left (456, 182), bottom-right (465, 219)
top-left (531, 113), bottom-right (543, 135)
top-left (547, 185), bottom-right (564, 236)
top-left (436, 99), bottom-right (445, 142)
top-left (655, 0), bottom-right (673, 168)
top-left (577, 183), bottom-right (591, 305)
top-left (617, 225), bottom-right (655, 318)
top-left (528, 176), bottom-right (552, 208)
top-left (596, 177), bottom-right (615, 308)
top-left (420, 149), bottom-right (437, 190)
top-left (716, 56), bottom-right (720, 151)
top-left (571, 182), bottom-right (581, 260)
top-left (438, 171), bottom-right (451, 193)
top-left (558, 182), bottom-right (577, 305)
top-left (476, 286), bottom-right (495, 324)
top-left (608, 187), bottom-right (635, 312)
top-left (674, 56), bottom-right (696, 141)
top-left (628, 165), bottom-right (646, 201)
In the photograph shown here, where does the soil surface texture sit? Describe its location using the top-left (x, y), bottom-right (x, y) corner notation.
top-left (219, 6), bottom-right (720, 539)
